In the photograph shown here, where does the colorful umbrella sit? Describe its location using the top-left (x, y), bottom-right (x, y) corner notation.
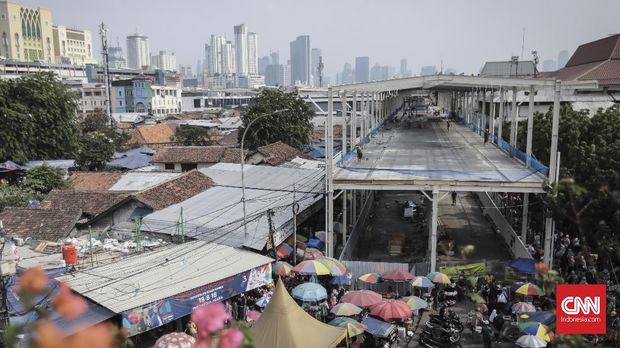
top-left (520, 311), bottom-right (555, 325)
top-left (516, 335), bottom-right (547, 348)
top-left (400, 296), bottom-right (428, 310)
top-left (411, 276), bottom-right (434, 288)
top-left (317, 257), bottom-right (348, 276)
top-left (369, 299), bottom-right (413, 322)
top-left (515, 283), bottom-right (545, 296)
top-left (358, 273), bottom-right (381, 284)
top-left (381, 269), bottom-right (415, 282)
top-left (426, 272), bottom-right (451, 284)
top-left (256, 296), bottom-right (271, 307)
top-left (328, 317), bottom-right (366, 337)
top-left (276, 243), bottom-right (294, 259)
top-left (330, 302), bottom-right (363, 316)
top-left (509, 258), bottom-right (536, 274)
top-left (247, 310), bottom-right (262, 321)
top-left (292, 282), bottom-right (328, 302)
top-left (303, 248), bottom-right (324, 260)
top-left (272, 261), bottom-right (293, 276)
top-left (330, 275), bottom-right (351, 285)
top-left (512, 302), bottom-right (536, 314)
top-left (154, 332), bottom-right (195, 348)
top-left (469, 293), bottom-right (486, 304)
top-left (292, 260), bottom-right (331, 275)
top-left (518, 322), bottom-right (555, 342)
top-left (341, 290), bottom-right (383, 308)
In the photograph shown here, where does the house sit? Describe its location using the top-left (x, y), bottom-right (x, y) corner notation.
top-left (0, 207), bottom-right (82, 242)
top-left (247, 141), bottom-right (306, 166)
top-left (69, 172), bottom-right (123, 191)
top-left (150, 146), bottom-right (246, 172)
top-left (133, 170), bottom-right (213, 210)
top-left (126, 123), bottom-right (177, 148)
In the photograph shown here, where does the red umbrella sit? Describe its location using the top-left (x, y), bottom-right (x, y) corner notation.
top-left (370, 299), bottom-right (413, 322)
top-left (341, 290), bottom-right (383, 308)
top-left (381, 269), bottom-right (415, 282)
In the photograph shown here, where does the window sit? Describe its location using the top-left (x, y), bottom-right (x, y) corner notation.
top-left (84, 91), bottom-right (92, 96)
top-left (118, 90), bottom-right (122, 96)
top-left (164, 163), bottom-right (175, 170)
top-left (94, 91), bottom-right (101, 96)
top-left (194, 98), bottom-right (201, 108)
top-left (119, 101), bottom-right (122, 106)
top-left (181, 163), bottom-right (197, 172)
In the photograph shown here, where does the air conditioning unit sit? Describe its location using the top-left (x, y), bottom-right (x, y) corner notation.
top-left (0, 260), bottom-right (16, 276)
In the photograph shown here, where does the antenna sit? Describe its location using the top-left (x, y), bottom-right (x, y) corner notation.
top-left (99, 22), bottom-right (113, 127)
top-left (521, 27), bottom-right (525, 59)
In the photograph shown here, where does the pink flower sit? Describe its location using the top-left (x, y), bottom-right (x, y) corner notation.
top-left (217, 328), bottom-right (244, 348)
top-left (191, 302), bottom-right (231, 337)
top-left (51, 282), bottom-right (87, 320)
top-left (193, 336), bottom-right (212, 348)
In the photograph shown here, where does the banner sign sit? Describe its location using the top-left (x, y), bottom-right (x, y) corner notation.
top-left (121, 263), bottom-right (272, 336)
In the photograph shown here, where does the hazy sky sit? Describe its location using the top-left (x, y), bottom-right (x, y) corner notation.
top-left (21, 0), bottom-right (620, 78)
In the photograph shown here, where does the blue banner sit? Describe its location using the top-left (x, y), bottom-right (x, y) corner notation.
top-left (121, 263), bottom-right (272, 336)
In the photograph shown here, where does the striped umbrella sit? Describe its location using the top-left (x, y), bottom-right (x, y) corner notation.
top-left (518, 322), bottom-right (555, 342)
top-left (303, 248), bottom-right (324, 260)
top-left (400, 296), bottom-right (428, 310)
top-left (516, 335), bottom-right (547, 348)
top-left (292, 260), bottom-right (331, 275)
top-left (272, 261), bottom-right (293, 276)
top-left (427, 272), bottom-right (451, 284)
top-left (317, 257), bottom-right (348, 276)
top-left (411, 276), bottom-right (435, 288)
top-left (276, 243), bottom-right (294, 259)
top-left (512, 302), bottom-right (536, 314)
top-left (292, 282), bottom-right (328, 302)
top-left (341, 290), bottom-right (383, 308)
top-left (328, 317), bottom-right (366, 337)
top-left (358, 273), bottom-right (381, 284)
top-left (369, 299), bottom-right (413, 322)
top-left (515, 283), bottom-right (545, 296)
top-left (330, 303), bottom-right (363, 316)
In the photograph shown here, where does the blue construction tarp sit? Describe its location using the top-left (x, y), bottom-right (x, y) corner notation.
top-left (108, 146), bottom-right (154, 169)
top-left (363, 317), bottom-right (397, 338)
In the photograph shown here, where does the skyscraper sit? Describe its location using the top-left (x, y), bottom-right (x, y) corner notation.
top-left (420, 65), bottom-right (437, 76)
top-left (557, 50), bottom-right (569, 68)
top-left (400, 59), bottom-right (408, 77)
top-left (258, 56), bottom-right (270, 76)
top-left (247, 32), bottom-right (258, 74)
top-left (204, 44), bottom-right (212, 75)
top-left (222, 41), bottom-right (235, 75)
top-left (150, 50), bottom-right (176, 71)
top-left (542, 59), bottom-right (557, 72)
top-left (126, 33), bottom-right (150, 69)
top-left (355, 57), bottom-right (369, 82)
top-left (270, 51), bottom-right (279, 66)
top-left (311, 48), bottom-right (322, 87)
top-left (234, 24), bottom-right (248, 75)
top-left (290, 35), bottom-right (311, 85)
top-left (108, 45), bottom-right (126, 69)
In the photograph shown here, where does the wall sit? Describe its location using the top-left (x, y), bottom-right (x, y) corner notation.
top-left (476, 192), bottom-right (532, 259)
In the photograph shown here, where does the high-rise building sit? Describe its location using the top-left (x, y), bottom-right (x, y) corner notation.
top-left (290, 35), bottom-right (311, 85)
top-left (247, 32), bottom-right (258, 74)
top-left (258, 56), bottom-right (270, 76)
top-left (150, 50), bottom-right (176, 71)
top-left (355, 57), bottom-right (369, 82)
top-left (221, 41), bottom-right (235, 75)
top-left (311, 48), bottom-right (321, 87)
top-left (108, 45), bottom-right (126, 68)
top-left (126, 33), bottom-right (150, 69)
top-left (270, 51), bottom-right (279, 66)
top-left (234, 24), bottom-right (248, 75)
top-left (52, 26), bottom-right (95, 65)
top-left (196, 60), bottom-right (203, 75)
top-left (420, 65), bottom-right (437, 76)
top-left (0, 1), bottom-right (55, 62)
top-left (204, 44), bottom-right (212, 75)
top-left (207, 35), bottom-right (225, 75)
top-left (370, 63), bottom-right (390, 81)
top-left (557, 50), bottom-right (569, 68)
top-left (542, 59), bottom-right (557, 72)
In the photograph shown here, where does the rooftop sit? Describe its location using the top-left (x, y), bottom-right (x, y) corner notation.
top-left (150, 146), bottom-right (247, 164)
top-left (257, 141), bottom-right (305, 166)
top-left (40, 190), bottom-right (131, 219)
top-left (108, 171), bottom-right (181, 191)
top-left (127, 123), bottom-right (176, 146)
top-left (134, 170), bottom-right (214, 210)
top-left (0, 207), bottom-right (81, 242)
top-left (68, 172), bottom-right (123, 192)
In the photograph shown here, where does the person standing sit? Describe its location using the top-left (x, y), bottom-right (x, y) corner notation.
top-left (446, 121), bottom-right (451, 132)
top-left (451, 191), bottom-right (457, 206)
top-left (481, 321), bottom-right (493, 348)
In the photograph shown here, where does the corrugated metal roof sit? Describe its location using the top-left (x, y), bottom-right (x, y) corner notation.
top-left (59, 241), bottom-right (273, 313)
top-left (141, 164), bottom-right (324, 250)
top-left (480, 61), bottom-right (536, 77)
top-left (109, 172), bottom-right (181, 191)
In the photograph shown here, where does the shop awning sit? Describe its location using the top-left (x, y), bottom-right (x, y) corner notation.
top-left (363, 317), bottom-right (397, 338)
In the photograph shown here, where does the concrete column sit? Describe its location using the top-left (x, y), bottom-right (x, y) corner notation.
top-left (369, 93), bottom-right (374, 131)
top-left (498, 88), bottom-right (504, 144)
top-left (342, 189), bottom-right (347, 246)
top-left (544, 80), bottom-right (561, 265)
top-left (482, 89), bottom-right (487, 135)
top-left (360, 93), bottom-right (366, 139)
top-left (351, 91), bottom-right (357, 152)
top-left (526, 85), bottom-right (535, 168)
top-left (430, 187), bottom-right (439, 272)
top-left (341, 91), bottom-right (348, 156)
top-left (521, 193), bottom-right (529, 243)
top-left (490, 90), bottom-right (496, 142)
top-left (326, 87), bottom-right (334, 258)
top-left (510, 86), bottom-right (518, 148)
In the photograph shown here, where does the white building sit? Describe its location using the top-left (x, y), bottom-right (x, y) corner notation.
top-left (234, 24), bottom-right (248, 75)
top-left (151, 84), bottom-right (182, 116)
top-left (52, 26), bottom-right (96, 65)
top-left (151, 50), bottom-right (177, 71)
top-left (247, 32), bottom-right (258, 75)
top-left (64, 79), bottom-right (107, 115)
top-left (126, 33), bottom-right (150, 69)
top-left (108, 46), bottom-right (126, 68)
top-left (222, 41), bottom-right (235, 75)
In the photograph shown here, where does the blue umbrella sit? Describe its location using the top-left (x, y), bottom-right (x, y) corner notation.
top-left (256, 296), bottom-right (271, 308)
top-left (520, 311), bottom-right (555, 325)
top-left (292, 282), bottom-right (328, 302)
top-left (331, 275), bottom-right (351, 285)
top-left (307, 239), bottom-right (325, 251)
top-left (509, 258), bottom-right (536, 274)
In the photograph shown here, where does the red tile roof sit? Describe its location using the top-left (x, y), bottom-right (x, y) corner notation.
top-left (257, 141), bottom-right (304, 166)
top-left (68, 172), bottom-right (123, 192)
top-left (0, 207), bottom-right (81, 242)
top-left (151, 146), bottom-right (227, 164)
top-left (127, 123), bottom-right (177, 146)
top-left (566, 34), bottom-right (620, 67)
top-left (40, 190), bottom-right (131, 219)
top-left (134, 170), bottom-right (213, 210)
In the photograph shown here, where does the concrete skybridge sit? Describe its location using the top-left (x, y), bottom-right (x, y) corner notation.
top-left (318, 74), bottom-right (597, 271)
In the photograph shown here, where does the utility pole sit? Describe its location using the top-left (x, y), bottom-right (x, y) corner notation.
top-left (317, 56), bottom-right (324, 88)
top-left (292, 185), bottom-right (299, 264)
top-left (99, 22), bottom-right (113, 127)
top-left (267, 209), bottom-right (277, 260)
top-left (0, 221), bottom-right (16, 347)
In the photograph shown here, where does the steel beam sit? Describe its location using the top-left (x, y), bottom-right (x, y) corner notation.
top-left (327, 87), bottom-right (334, 258)
top-left (333, 183), bottom-right (545, 193)
top-left (544, 80), bottom-right (561, 265)
top-left (430, 187), bottom-right (439, 272)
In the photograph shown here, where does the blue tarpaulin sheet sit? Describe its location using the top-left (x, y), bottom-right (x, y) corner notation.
top-left (108, 146), bottom-right (154, 169)
top-left (363, 317), bottom-right (397, 338)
